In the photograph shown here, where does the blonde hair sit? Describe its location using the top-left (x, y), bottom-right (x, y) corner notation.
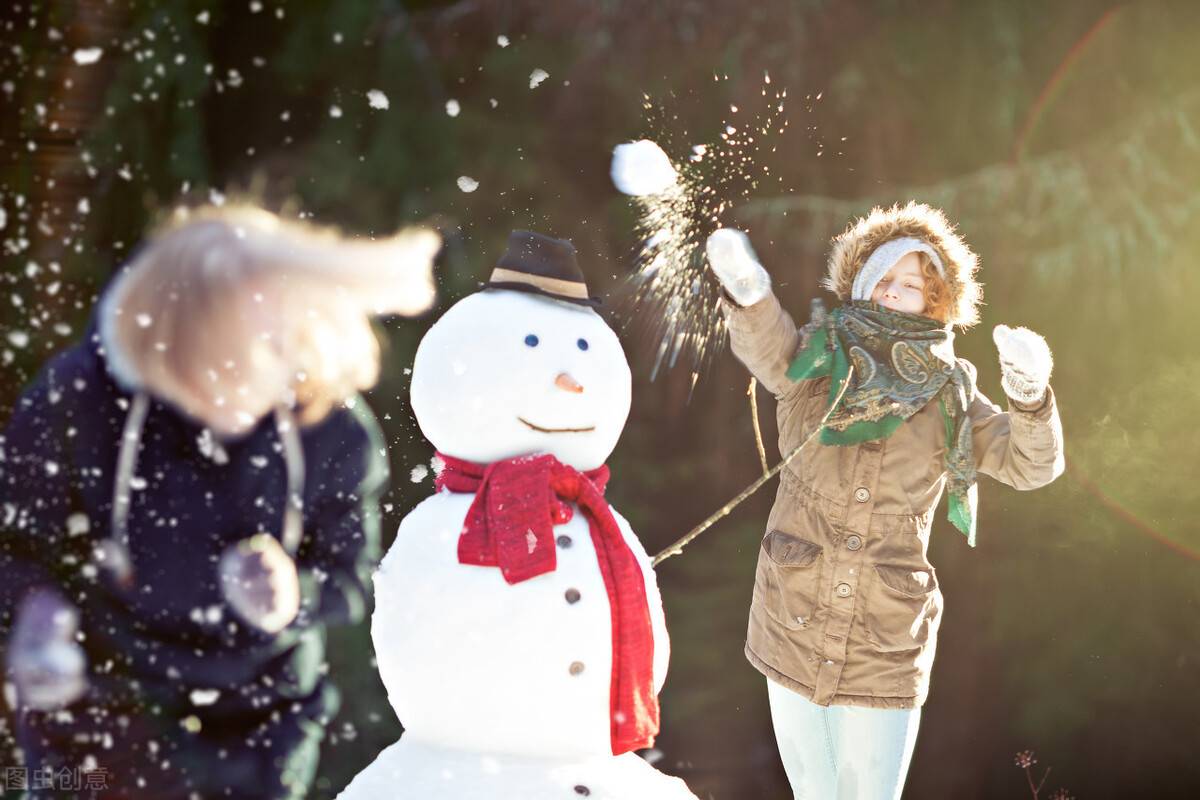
top-left (917, 251), bottom-right (953, 324)
top-left (100, 205), bottom-right (440, 436)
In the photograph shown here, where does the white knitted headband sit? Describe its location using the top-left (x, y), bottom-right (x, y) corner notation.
top-left (851, 237), bottom-right (946, 301)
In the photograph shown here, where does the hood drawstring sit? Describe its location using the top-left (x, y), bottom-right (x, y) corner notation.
top-left (98, 394), bottom-right (306, 590)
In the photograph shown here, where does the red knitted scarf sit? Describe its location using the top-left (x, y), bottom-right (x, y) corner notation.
top-left (435, 451), bottom-right (659, 755)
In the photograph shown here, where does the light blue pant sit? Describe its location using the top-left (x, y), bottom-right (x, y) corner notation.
top-left (766, 677), bottom-right (921, 800)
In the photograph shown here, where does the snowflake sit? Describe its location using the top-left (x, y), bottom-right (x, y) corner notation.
top-left (189, 688), bottom-right (221, 706)
top-left (72, 48), bottom-right (103, 65)
top-left (366, 90), bottom-right (389, 110)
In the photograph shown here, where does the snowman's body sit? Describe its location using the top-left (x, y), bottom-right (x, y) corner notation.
top-left (373, 492), bottom-right (669, 758)
top-left (339, 289), bottom-right (697, 799)
top-left (338, 739), bottom-right (697, 799)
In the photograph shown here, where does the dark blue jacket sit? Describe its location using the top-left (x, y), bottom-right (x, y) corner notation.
top-left (0, 318), bottom-right (387, 755)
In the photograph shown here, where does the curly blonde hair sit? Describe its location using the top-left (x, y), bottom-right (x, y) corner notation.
top-left (917, 252), bottom-right (953, 324)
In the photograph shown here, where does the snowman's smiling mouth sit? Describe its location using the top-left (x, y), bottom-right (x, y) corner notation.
top-left (518, 417), bottom-right (596, 434)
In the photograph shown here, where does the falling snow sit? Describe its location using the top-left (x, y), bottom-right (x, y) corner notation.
top-left (445, 99), bottom-right (461, 117)
top-left (189, 688), bottom-right (221, 706)
top-left (72, 48), bottom-right (103, 65)
top-left (528, 69), bottom-right (549, 89)
top-left (67, 513), bottom-right (90, 537)
top-left (367, 90), bottom-right (389, 110)
top-left (456, 176), bottom-right (479, 193)
top-left (197, 429), bottom-right (229, 464)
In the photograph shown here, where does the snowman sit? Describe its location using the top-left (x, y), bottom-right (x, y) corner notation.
top-left (339, 232), bottom-right (697, 799)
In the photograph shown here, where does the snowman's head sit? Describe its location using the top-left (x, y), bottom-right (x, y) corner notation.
top-left (410, 289), bottom-right (632, 471)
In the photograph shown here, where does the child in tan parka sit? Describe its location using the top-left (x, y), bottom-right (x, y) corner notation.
top-left (705, 202), bottom-right (1064, 800)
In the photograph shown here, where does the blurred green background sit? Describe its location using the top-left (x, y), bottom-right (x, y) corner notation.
top-left (2, 1), bottom-right (1198, 797)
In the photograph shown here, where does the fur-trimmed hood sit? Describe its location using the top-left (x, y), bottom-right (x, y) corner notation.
top-left (822, 202), bottom-right (982, 328)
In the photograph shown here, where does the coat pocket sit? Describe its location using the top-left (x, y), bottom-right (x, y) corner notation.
top-left (754, 530), bottom-right (823, 631)
top-left (864, 564), bottom-right (943, 652)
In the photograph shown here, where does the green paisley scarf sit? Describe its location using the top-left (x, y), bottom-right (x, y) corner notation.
top-left (786, 299), bottom-right (979, 546)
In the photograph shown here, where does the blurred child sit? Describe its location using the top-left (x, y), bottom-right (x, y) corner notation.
top-left (705, 202), bottom-right (1063, 799)
top-left (1, 206), bottom-right (439, 798)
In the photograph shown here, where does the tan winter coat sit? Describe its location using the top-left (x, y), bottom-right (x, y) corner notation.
top-left (722, 204), bottom-right (1064, 709)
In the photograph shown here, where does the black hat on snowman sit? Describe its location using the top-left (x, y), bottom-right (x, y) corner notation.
top-left (482, 230), bottom-right (601, 307)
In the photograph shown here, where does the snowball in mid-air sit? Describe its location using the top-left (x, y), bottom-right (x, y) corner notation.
top-left (367, 90), bottom-right (390, 110)
top-left (456, 176), bottom-right (478, 193)
top-left (528, 68), bottom-right (549, 89)
top-left (445, 99), bottom-right (460, 117)
top-left (72, 48), bottom-right (102, 65)
top-left (610, 140), bottom-right (678, 196)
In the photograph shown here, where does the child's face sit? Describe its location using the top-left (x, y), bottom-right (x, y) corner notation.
top-left (869, 252), bottom-right (927, 315)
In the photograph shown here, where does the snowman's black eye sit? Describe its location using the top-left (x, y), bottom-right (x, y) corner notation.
top-left (524, 334), bottom-right (539, 347)
top-left (577, 338), bottom-right (589, 351)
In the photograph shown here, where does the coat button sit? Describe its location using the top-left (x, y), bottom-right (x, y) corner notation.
top-left (569, 661), bottom-right (586, 676)
top-left (565, 588), bottom-right (581, 604)
top-left (854, 487), bottom-right (871, 503)
top-left (835, 582), bottom-right (853, 597)
top-left (557, 534), bottom-right (573, 549)
top-left (844, 534), bottom-right (863, 551)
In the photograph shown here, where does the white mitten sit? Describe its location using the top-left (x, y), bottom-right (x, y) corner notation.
top-left (993, 324), bottom-right (1053, 406)
top-left (219, 534), bottom-right (301, 634)
top-left (705, 228), bottom-right (772, 307)
top-left (7, 588), bottom-right (89, 711)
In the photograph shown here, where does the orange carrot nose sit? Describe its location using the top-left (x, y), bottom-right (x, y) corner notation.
top-left (555, 372), bottom-right (584, 394)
